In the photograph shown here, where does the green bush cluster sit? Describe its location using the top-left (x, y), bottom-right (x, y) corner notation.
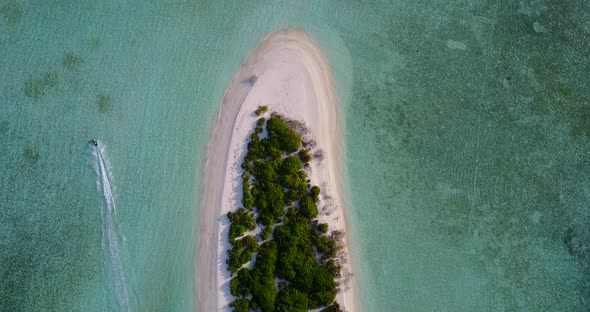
top-left (227, 110), bottom-right (342, 311)
top-left (255, 105), bottom-right (269, 116)
top-left (227, 235), bottom-right (258, 273)
top-left (310, 185), bottom-right (321, 200)
top-left (260, 226), bottom-right (272, 241)
top-left (321, 302), bottom-right (343, 312)
top-left (227, 208), bottom-right (258, 273)
top-left (230, 268), bottom-right (252, 297)
top-left (299, 195), bottom-right (319, 219)
top-left (250, 159), bottom-right (286, 226)
top-left (298, 148), bottom-right (312, 166)
top-left (230, 299), bottom-right (249, 312)
top-left (256, 117), bottom-right (266, 127)
top-left (228, 208), bottom-right (255, 243)
top-left (266, 116), bottom-right (301, 153)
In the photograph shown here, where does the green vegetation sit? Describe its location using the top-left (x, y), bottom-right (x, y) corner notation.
top-left (311, 186), bottom-right (321, 200)
top-left (227, 235), bottom-right (258, 274)
top-left (255, 105), bottom-right (268, 116)
top-left (23, 147), bottom-right (40, 164)
top-left (63, 51), bottom-right (81, 71)
top-left (298, 148), bottom-right (312, 166)
top-left (260, 226), bottom-right (272, 241)
top-left (230, 298), bottom-right (249, 312)
top-left (227, 112), bottom-right (342, 311)
top-left (0, 121), bottom-right (9, 136)
top-left (228, 208), bottom-right (255, 244)
top-left (266, 115), bottom-right (301, 153)
top-left (24, 72), bottom-right (58, 101)
top-left (98, 94), bottom-right (111, 113)
top-left (0, 3), bottom-right (23, 25)
top-left (322, 302), bottom-right (343, 312)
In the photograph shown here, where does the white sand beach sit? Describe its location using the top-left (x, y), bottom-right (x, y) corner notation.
top-left (196, 29), bottom-right (356, 312)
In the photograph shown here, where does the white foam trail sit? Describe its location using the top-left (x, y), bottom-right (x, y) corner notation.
top-left (93, 143), bottom-right (130, 312)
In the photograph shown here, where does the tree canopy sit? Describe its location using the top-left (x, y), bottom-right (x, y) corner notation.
top-left (226, 111), bottom-right (342, 311)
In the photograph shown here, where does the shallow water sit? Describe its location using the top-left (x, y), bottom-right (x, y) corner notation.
top-left (0, 1), bottom-right (588, 311)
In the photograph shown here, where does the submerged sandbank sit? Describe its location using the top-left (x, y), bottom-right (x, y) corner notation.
top-left (196, 29), bottom-right (356, 311)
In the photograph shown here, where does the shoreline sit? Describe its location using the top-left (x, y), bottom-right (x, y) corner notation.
top-left (195, 29), bottom-right (357, 311)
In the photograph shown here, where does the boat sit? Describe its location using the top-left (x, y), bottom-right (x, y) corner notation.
top-left (92, 138), bottom-right (98, 146)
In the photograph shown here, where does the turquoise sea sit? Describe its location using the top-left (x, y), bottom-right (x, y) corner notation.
top-left (1, 1), bottom-right (589, 311)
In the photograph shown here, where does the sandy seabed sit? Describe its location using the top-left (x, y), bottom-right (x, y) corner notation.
top-left (195, 29), bottom-right (357, 312)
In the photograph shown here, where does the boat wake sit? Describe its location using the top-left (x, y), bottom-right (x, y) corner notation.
top-left (92, 142), bottom-right (130, 312)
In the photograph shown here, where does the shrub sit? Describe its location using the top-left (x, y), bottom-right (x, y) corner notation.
top-left (230, 268), bottom-right (252, 297)
top-left (241, 161), bottom-right (253, 173)
top-left (255, 105), bottom-right (268, 116)
top-left (228, 208), bottom-right (255, 243)
top-left (249, 299), bottom-right (259, 310)
top-left (266, 116), bottom-right (301, 152)
top-left (325, 259), bottom-right (341, 277)
top-left (261, 226), bottom-right (272, 240)
top-left (242, 196), bottom-right (255, 211)
top-left (284, 189), bottom-right (302, 205)
top-left (230, 277), bottom-right (240, 297)
top-left (255, 182), bottom-right (285, 226)
top-left (298, 148), bottom-right (312, 165)
top-left (280, 171), bottom-right (308, 191)
top-left (269, 147), bottom-right (283, 160)
top-left (246, 133), bottom-right (265, 161)
top-left (230, 298), bottom-right (250, 312)
top-left (253, 161), bottom-right (278, 184)
top-left (280, 156), bottom-right (303, 175)
top-left (228, 223), bottom-right (246, 244)
top-left (250, 242), bottom-right (278, 312)
top-left (299, 195), bottom-right (318, 219)
top-left (312, 266), bottom-right (336, 291)
top-left (322, 302), bottom-right (343, 312)
top-left (312, 233), bottom-right (331, 256)
top-left (310, 185), bottom-right (321, 200)
top-left (326, 233), bottom-right (344, 259)
top-left (227, 235), bottom-right (259, 273)
top-left (276, 288), bottom-right (309, 312)
top-left (257, 117), bottom-right (266, 127)
top-left (309, 289), bottom-right (337, 309)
